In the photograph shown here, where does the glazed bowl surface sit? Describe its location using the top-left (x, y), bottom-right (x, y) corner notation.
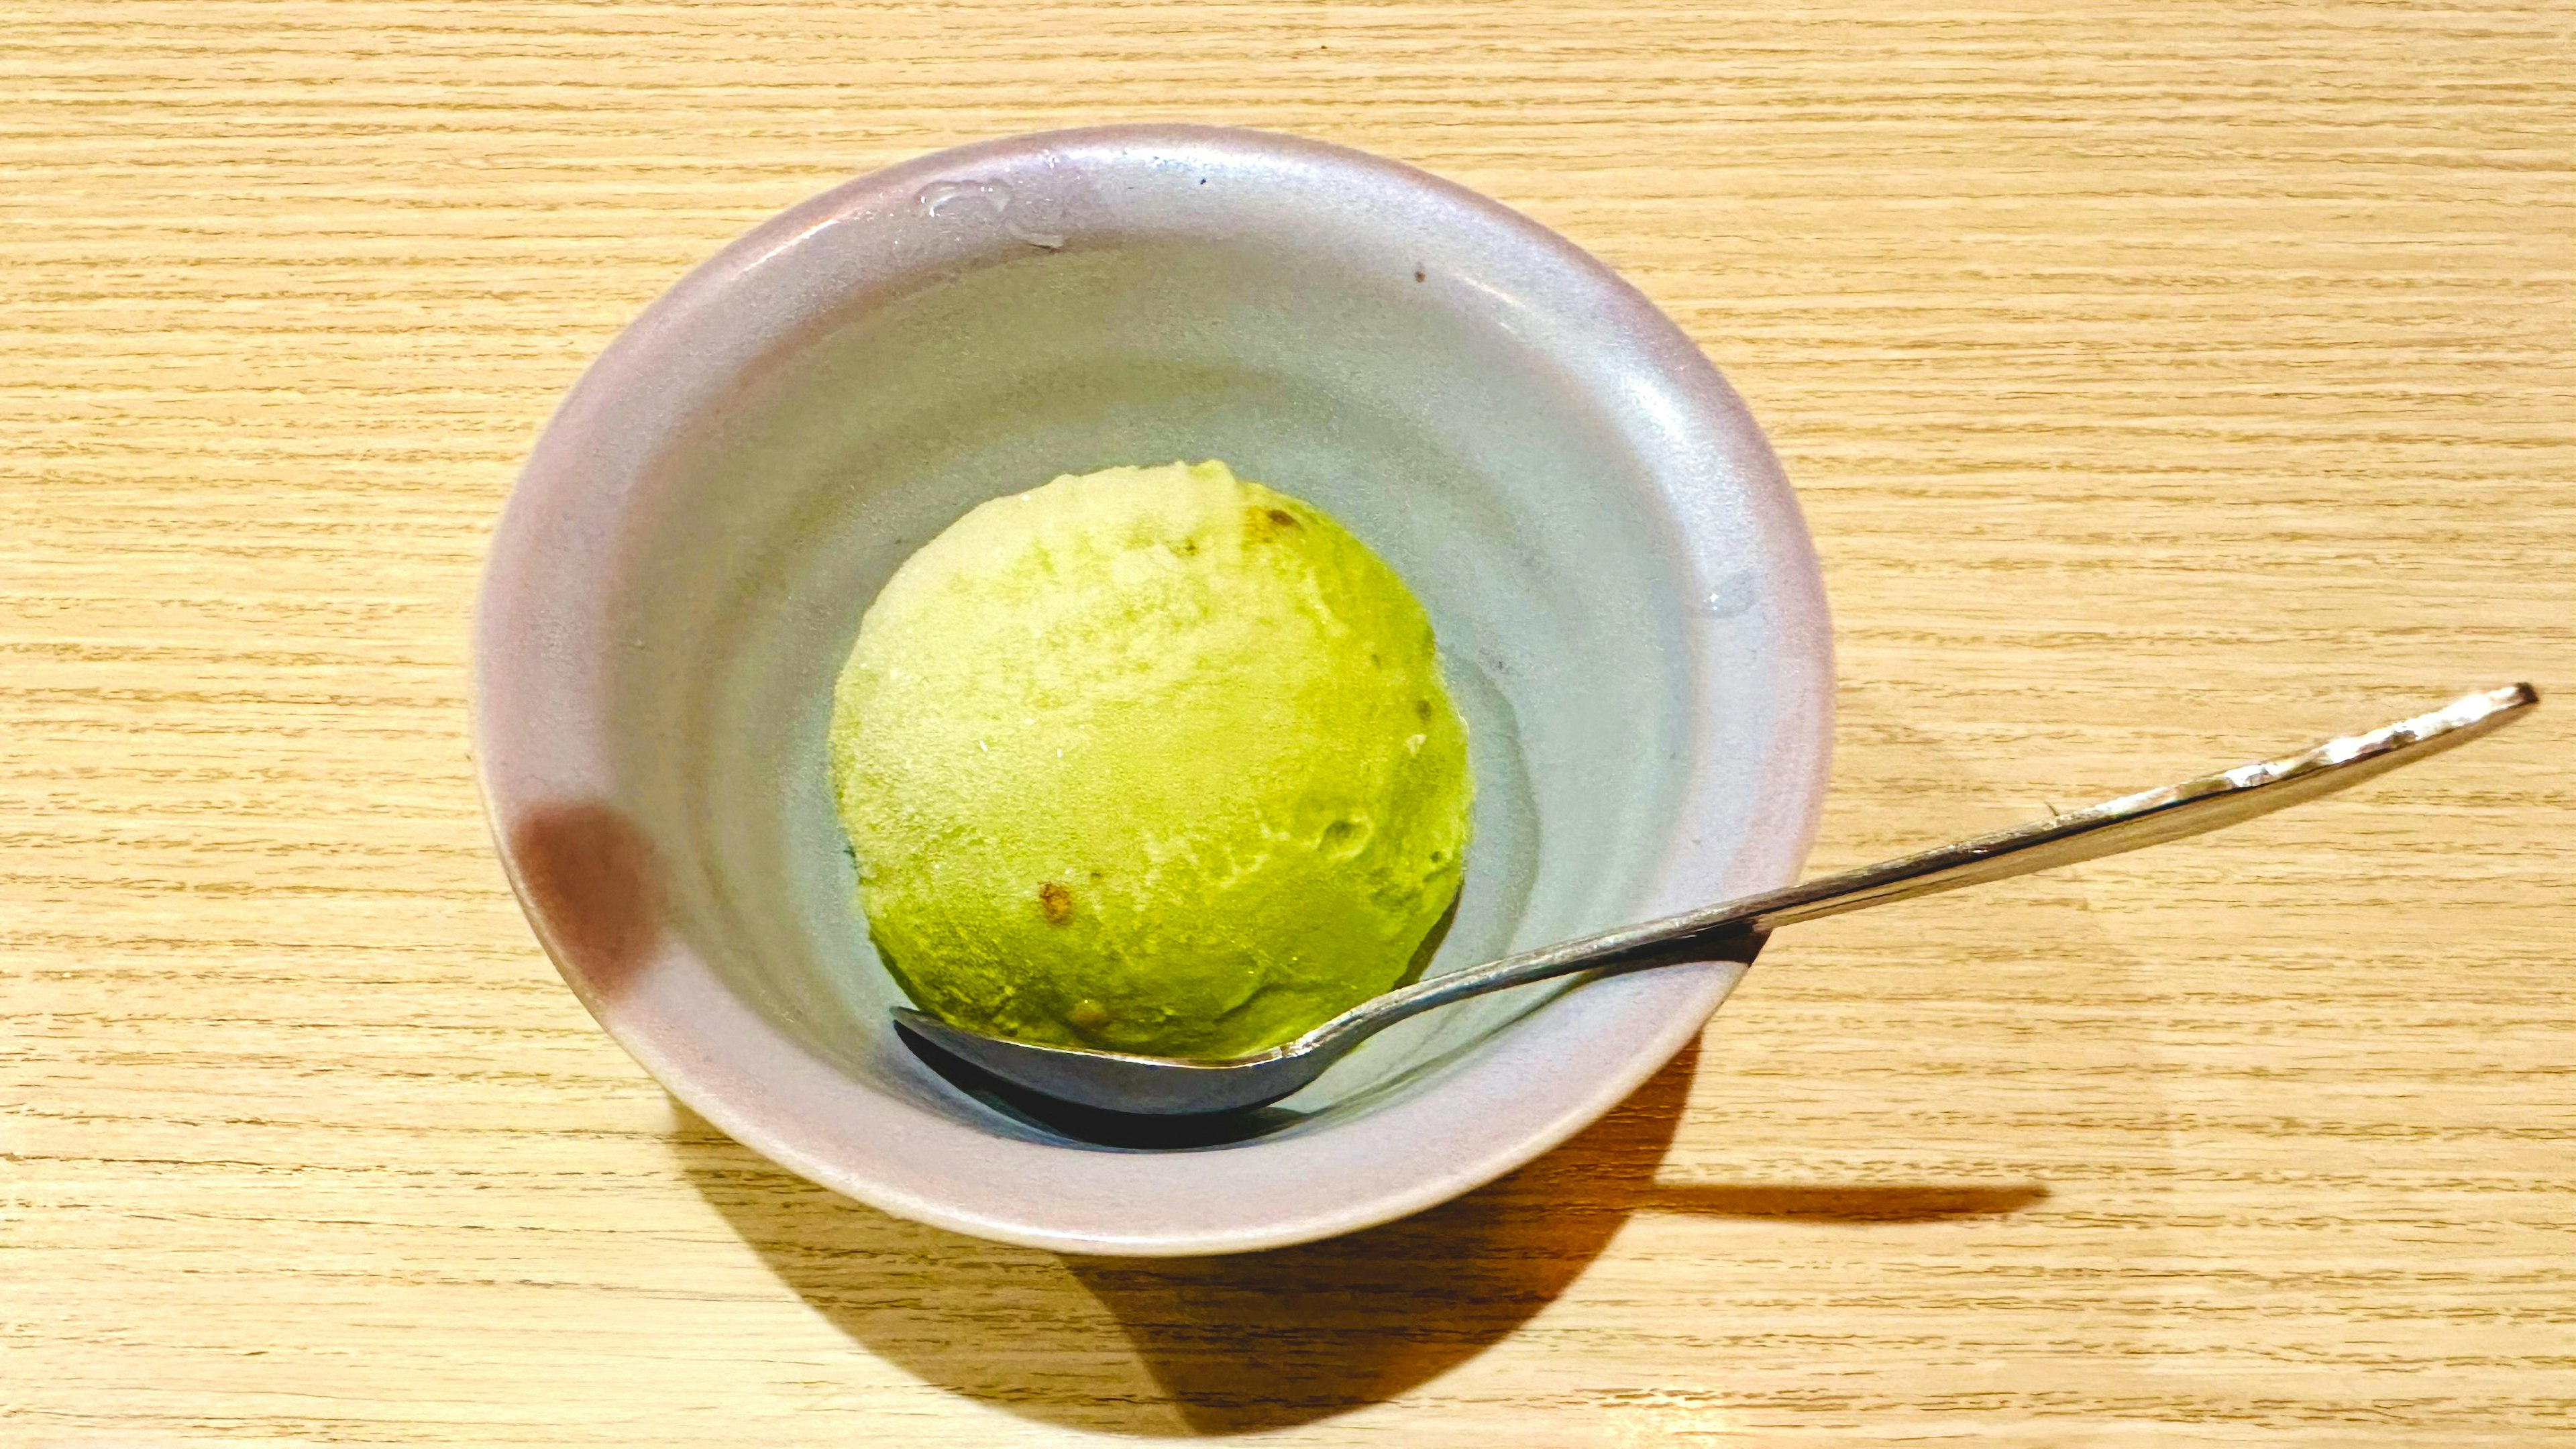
top-left (473, 125), bottom-right (1833, 1255)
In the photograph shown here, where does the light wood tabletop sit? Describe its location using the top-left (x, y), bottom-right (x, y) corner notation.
top-left (5, 3), bottom-right (2571, 1444)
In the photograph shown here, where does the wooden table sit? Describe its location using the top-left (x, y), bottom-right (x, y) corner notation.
top-left (7, 3), bottom-right (2570, 1444)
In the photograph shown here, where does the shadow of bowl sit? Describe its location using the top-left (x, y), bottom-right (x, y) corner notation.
top-left (672, 1040), bottom-right (2047, 1436)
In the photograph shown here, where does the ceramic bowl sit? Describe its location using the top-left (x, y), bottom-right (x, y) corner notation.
top-left (473, 125), bottom-right (1832, 1256)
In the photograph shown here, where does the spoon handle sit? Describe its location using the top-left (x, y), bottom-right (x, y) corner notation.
top-left (1310, 684), bottom-right (2536, 1047)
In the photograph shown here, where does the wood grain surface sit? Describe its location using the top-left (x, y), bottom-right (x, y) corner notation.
top-left (4, 2), bottom-right (2571, 1444)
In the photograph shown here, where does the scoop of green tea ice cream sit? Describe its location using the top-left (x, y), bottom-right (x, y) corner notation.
top-left (829, 460), bottom-right (1471, 1061)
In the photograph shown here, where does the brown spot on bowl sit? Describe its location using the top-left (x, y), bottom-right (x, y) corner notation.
top-left (509, 801), bottom-right (663, 998)
top-left (1038, 881), bottom-right (1075, 924)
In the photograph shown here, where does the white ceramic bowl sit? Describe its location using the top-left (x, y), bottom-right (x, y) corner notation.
top-left (473, 125), bottom-right (1832, 1256)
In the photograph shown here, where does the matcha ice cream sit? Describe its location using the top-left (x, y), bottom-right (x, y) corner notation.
top-left (829, 460), bottom-right (1471, 1060)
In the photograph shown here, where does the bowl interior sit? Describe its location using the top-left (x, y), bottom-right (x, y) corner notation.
top-left (610, 236), bottom-right (1698, 1138)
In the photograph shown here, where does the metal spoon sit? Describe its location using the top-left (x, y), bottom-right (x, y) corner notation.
top-left (894, 683), bottom-right (2536, 1117)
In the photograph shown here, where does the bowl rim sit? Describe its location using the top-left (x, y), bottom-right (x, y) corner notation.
top-left (472, 123), bottom-right (1833, 1256)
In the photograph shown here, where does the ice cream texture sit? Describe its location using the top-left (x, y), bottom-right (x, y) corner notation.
top-left (829, 460), bottom-right (1471, 1060)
